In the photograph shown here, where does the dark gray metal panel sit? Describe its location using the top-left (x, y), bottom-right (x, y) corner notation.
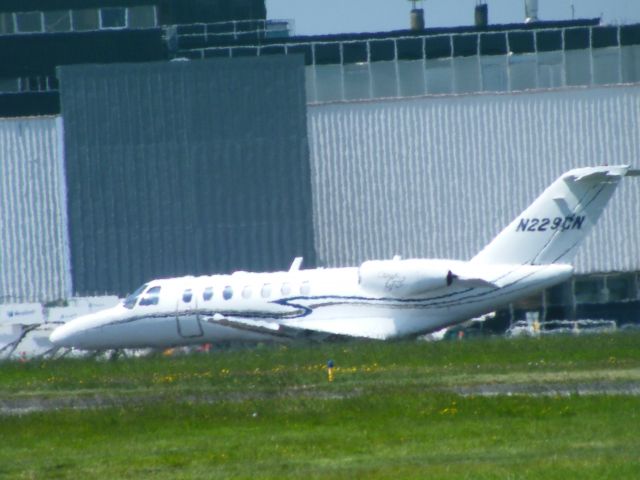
top-left (59, 55), bottom-right (314, 296)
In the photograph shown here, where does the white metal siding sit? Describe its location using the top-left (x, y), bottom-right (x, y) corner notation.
top-left (308, 84), bottom-right (640, 274)
top-left (0, 116), bottom-right (71, 302)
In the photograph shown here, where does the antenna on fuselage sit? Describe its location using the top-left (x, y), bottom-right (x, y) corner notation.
top-left (289, 257), bottom-right (303, 272)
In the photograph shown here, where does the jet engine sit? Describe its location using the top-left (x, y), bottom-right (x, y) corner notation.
top-left (358, 259), bottom-right (459, 297)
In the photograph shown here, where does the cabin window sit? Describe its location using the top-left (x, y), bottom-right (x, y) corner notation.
top-left (182, 289), bottom-right (193, 303)
top-left (300, 281), bottom-right (311, 296)
top-left (123, 283), bottom-right (148, 309)
top-left (281, 283), bottom-right (291, 295)
top-left (223, 286), bottom-right (233, 300)
top-left (261, 284), bottom-right (272, 298)
top-left (139, 286), bottom-right (161, 306)
top-left (242, 286), bottom-right (252, 299)
top-left (203, 286), bottom-right (213, 301)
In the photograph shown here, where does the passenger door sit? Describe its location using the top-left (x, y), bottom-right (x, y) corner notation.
top-left (176, 287), bottom-right (204, 338)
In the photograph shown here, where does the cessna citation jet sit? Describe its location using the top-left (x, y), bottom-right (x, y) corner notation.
top-left (50, 165), bottom-right (635, 350)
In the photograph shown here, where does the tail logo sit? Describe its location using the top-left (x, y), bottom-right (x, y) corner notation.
top-left (516, 215), bottom-right (585, 233)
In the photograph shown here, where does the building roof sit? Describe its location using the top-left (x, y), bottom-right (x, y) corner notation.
top-left (176, 19), bottom-right (640, 66)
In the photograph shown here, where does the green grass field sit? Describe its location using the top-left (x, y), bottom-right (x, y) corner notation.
top-left (1, 333), bottom-right (640, 479)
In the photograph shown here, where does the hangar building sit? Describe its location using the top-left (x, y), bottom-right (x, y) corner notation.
top-left (1, 0), bottom-right (639, 328)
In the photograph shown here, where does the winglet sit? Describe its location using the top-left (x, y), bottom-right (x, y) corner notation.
top-left (564, 165), bottom-right (628, 182)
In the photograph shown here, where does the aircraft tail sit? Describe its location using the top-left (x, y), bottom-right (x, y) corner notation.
top-left (471, 165), bottom-right (629, 266)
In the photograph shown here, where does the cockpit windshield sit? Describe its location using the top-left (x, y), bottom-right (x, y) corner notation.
top-left (123, 283), bottom-right (148, 309)
top-left (140, 286), bottom-right (161, 306)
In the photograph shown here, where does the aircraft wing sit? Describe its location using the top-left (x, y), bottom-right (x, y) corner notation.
top-left (203, 314), bottom-right (396, 340)
top-left (203, 314), bottom-right (291, 338)
top-left (284, 316), bottom-right (402, 340)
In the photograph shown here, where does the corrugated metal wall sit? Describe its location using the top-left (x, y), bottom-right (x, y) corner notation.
top-left (308, 84), bottom-right (640, 274)
top-left (0, 116), bottom-right (71, 302)
top-left (59, 55), bottom-right (315, 296)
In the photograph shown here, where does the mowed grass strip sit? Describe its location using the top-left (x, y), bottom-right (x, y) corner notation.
top-left (2, 332), bottom-right (640, 397)
top-left (1, 391), bottom-right (639, 479)
top-left (1, 333), bottom-right (640, 478)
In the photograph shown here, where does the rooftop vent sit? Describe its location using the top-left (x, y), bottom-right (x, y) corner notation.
top-left (475, 3), bottom-right (488, 27)
top-left (525, 0), bottom-right (539, 23)
top-left (409, 1), bottom-right (425, 31)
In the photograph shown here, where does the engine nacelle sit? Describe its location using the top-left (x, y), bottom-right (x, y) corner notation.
top-left (358, 259), bottom-right (456, 297)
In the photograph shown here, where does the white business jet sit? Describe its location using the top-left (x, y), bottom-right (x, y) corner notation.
top-left (50, 165), bottom-right (634, 350)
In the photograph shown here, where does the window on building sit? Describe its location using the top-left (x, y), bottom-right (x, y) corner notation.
top-left (100, 7), bottom-right (126, 29)
top-left (0, 13), bottom-right (15, 34)
top-left (371, 61), bottom-right (398, 98)
top-left (343, 63), bottom-right (371, 101)
top-left (565, 49), bottom-right (591, 86)
top-left (574, 277), bottom-right (604, 304)
top-left (72, 9), bottom-right (99, 31)
top-left (44, 11), bottom-right (71, 33)
top-left (546, 282), bottom-right (570, 306)
top-left (140, 286), bottom-right (161, 306)
top-left (592, 48), bottom-right (621, 86)
top-left (47, 76), bottom-right (59, 90)
top-left (606, 275), bottom-right (636, 302)
top-left (223, 286), bottom-right (233, 300)
top-left (508, 53), bottom-right (537, 91)
top-left (452, 56), bottom-right (481, 93)
top-left (15, 12), bottom-right (43, 33)
top-left (536, 51), bottom-right (563, 88)
top-left (203, 286), bottom-right (213, 301)
top-left (621, 45), bottom-right (640, 84)
top-left (182, 289), bottom-right (193, 303)
top-left (26, 76), bottom-right (45, 92)
top-left (425, 58), bottom-right (453, 94)
top-left (398, 60), bottom-right (427, 97)
top-left (481, 56), bottom-right (508, 92)
top-left (315, 65), bottom-right (344, 102)
top-left (261, 284), bottom-right (272, 298)
top-left (128, 6), bottom-right (157, 29)
top-left (0, 78), bottom-right (20, 93)
top-left (265, 20), bottom-right (289, 39)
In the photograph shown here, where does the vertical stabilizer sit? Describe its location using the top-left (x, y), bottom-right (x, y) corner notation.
top-left (472, 166), bottom-right (628, 265)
